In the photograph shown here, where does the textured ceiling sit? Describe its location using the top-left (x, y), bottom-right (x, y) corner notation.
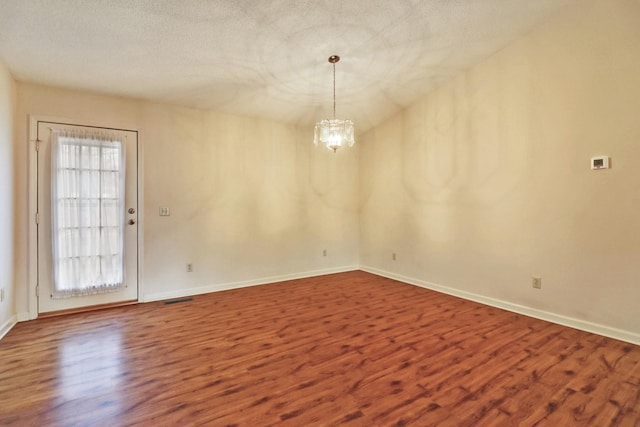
top-left (0, 0), bottom-right (576, 132)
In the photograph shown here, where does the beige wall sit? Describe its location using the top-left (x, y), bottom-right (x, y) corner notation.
top-left (14, 84), bottom-right (359, 315)
top-left (0, 61), bottom-right (16, 336)
top-left (360, 0), bottom-right (640, 338)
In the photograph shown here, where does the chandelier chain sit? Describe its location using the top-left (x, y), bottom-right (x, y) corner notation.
top-left (332, 62), bottom-right (336, 119)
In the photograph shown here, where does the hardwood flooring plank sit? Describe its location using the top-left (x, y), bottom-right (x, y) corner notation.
top-left (1, 271), bottom-right (638, 426)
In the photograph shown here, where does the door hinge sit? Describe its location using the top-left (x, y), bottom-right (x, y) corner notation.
top-left (35, 139), bottom-right (40, 152)
top-left (35, 212), bottom-right (40, 224)
top-left (36, 285), bottom-right (39, 297)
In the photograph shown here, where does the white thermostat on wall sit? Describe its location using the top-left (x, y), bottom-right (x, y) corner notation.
top-left (590, 156), bottom-right (609, 170)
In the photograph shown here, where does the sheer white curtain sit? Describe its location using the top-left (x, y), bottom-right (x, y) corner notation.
top-left (51, 129), bottom-right (126, 298)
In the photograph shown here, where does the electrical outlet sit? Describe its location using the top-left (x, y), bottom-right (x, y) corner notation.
top-left (392, 252), bottom-right (396, 261)
top-left (186, 264), bottom-right (193, 273)
top-left (532, 276), bottom-right (542, 289)
top-left (323, 249), bottom-right (327, 257)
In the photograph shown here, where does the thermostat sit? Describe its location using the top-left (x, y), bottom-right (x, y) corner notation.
top-left (590, 156), bottom-right (609, 170)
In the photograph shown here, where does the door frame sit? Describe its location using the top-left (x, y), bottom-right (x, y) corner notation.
top-left (27, 115), bottom-right (144, 319)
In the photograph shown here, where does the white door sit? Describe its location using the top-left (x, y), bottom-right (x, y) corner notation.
top-left (36, 120), bottom-right (138, 313)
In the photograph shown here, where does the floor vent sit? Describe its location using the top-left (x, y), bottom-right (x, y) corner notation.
top-left (163, 297), bottom-right (194, 305)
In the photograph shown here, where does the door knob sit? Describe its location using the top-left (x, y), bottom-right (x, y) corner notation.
top-left (128, 219), bottom-right (136, 225)
top-left (128, 208), bottom-right (136, 214)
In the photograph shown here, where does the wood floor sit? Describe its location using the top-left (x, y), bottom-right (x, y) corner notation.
top-left (1, 271), bottom-right (638, 426)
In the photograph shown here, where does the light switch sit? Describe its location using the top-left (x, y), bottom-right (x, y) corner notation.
top-left (159, 207), bottom-right (170, 216)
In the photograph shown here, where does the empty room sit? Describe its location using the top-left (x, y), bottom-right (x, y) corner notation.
top-left (0, 0), bottom-right (639, 425)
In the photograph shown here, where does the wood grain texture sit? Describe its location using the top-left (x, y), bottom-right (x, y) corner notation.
top-left (1, 271), bottom-right (638, 426)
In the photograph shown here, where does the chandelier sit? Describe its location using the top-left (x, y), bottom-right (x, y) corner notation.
top-left (314, 55), bottom-right (355, 153)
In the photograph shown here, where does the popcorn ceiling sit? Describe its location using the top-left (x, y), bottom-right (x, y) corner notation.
top-left (0, 0), bottom-right (575, 131)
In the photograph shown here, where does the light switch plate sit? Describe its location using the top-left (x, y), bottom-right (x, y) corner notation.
top-left (159, 207), bottom-right (170, 216)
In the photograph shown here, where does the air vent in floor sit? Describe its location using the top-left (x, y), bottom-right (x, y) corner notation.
top-left (163, 297), bottom-right (194, 305)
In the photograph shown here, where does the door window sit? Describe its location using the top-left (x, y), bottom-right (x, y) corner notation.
top-left (51, 129), bottom-right (126, 298)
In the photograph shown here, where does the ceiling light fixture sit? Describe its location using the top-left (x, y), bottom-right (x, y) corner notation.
top-left (314, 55), bottom-right (355, 153)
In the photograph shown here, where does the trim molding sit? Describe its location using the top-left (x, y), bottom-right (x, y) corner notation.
top-left (361, 265), bottom-right (640, 346)
top-left (14, 263), bottom-right (637, 346)
top-left (143, 265), bottom-right (360, 303)
top-left (0, 315), bottom-right (17, 341)
top-left (26, 115), bottom-right (144, 322)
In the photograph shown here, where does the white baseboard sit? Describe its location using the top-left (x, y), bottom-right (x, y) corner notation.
top-left (11, 265), bottom-right (637, 346)
top-left (361, 265), bottom-right (640, 346)
top-left (143, 265), bottom-right (360, 303)
top-left (0, 315), bottom-right (17, 341)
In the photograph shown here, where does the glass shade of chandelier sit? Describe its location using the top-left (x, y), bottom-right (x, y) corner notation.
top-left (314, 55), bottom-right (355, 153)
